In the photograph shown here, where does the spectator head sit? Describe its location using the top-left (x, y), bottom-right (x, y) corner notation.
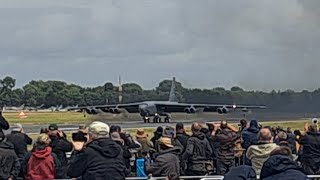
top-left (270, 146), bottom-right (292, 158)
top-left (250, 119), bottom-right (258, 128)
top-left (220, 120), bottom-right (228, 129)
top-left (155, 126), bottom-right (163, 135)
top-left (176, 123), bottom-right (184, 132)
top-left (40, 128), bottom-right (49, 134)
top-left (200, 127), bottom-right (209, 135)
top-left (258, 128), bottom-right (273, 143)
top-left (48, 124), bottom-right (58, 131)
top-left (163, 126), bottom-right (175, 138)
top-left (110, 125), bottom-right (121, 134)
top-left (11, 123), bottom-right (23, 132)
top-left (34, 133), bottom-right (51, 150)
top-left (136, 129), bottom-right (148, 139)
top-left (293, 130), bottom-right (301, 136)
top-left (240, 119), bottom-right (247, 127)
top-left (286, 127), bottom-right (292, 133)
top-left (48, 124), bottom-right (60, 137)
top-left (159, 137), bottom-right (173, 150)
top-left (277, 131), bottom-right (288, 142)
top-left (88, 121), bottom-right (110, 140)
top-left (191, 122), bottom-right (202, 133)
top-left (111, 132), bottom-right (124, 145)
top-left (308, 124), bottom-right (318, 133)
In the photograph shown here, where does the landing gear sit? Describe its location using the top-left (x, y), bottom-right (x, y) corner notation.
top-left (164, 116), bottom-right (170, 123)
top-left (143, 117), bottom-right (150, 123)
top-left (153, 115), bottom-right (161, 123)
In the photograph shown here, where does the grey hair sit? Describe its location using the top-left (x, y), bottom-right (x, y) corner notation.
top-left (90, 132), bottom-right (109, 139)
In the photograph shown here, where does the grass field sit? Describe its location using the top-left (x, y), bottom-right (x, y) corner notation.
top-left (3, 111), bottom-right (90, 124)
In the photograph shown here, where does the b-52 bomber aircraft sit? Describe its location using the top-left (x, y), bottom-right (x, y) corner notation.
top-left (72, 77), bottom-right (266, 123)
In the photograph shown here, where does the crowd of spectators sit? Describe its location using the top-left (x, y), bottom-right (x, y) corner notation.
top-left (0, 111), bottom-right (319, 180)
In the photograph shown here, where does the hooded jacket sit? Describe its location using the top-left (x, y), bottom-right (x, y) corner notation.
top-left (299, 131), bottom-right (320, 167)
top-left (242, 121), bottom-right (260, 149)
top-left (215, 129), bottom-right (240, 159)
top-left (0, 141), bottom-right (20, 180)
top-left (67, 138), bottom-right (126, 180)
top-left (246, 142), bottom-right (278, 175)
top-left (49, 135), bottom-right (73, 168)
top-left (146, 146), bottom-right (182, 179)
top-left (182, 131), bottom-right (213, 172)
top-left (24, 146), bottom-right (60, 180)
top-left (224, 165), bottom-right (257, 180)
top-left (6, 131), bottom-right (33, 161)
top-left (176, 131), bottom-right (190, 149)
top-left (260, 155), bottom-right (307, 180)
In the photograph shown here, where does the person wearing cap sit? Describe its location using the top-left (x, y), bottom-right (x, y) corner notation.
top-left (47, 123), bottom-right (73, 178)
top-left (68, 121), bottom-right (126, 180)
top-left (181, 122), bottom-right (213, 176)
top-left (22, 133), bottom-right (62, 180)
top-left (155, 126), bottom-right (183, 152)
top-left (6, 123), bottom-right (32, 163)
top-left (146, 137), bottom-right (182, 179)
top-left (135, 129), bottom-right (154, 158)
top-left (0, 136), bottom-right (20, 180)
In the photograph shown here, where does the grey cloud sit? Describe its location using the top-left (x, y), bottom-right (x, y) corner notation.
top-left (0, 0), bottom-right (320, 91)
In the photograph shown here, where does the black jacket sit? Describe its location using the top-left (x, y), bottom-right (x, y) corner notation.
top-left (6, 131), bottom-right (33, 161)
top-left (49, 135), bottom-right (73, 178)
top-left (68, 138), bottom-right (126, 180)
top-left (215, 129), bottom-right (240, 159)
top-left (182, 132), bottom-right (213, 172)
top-left (224, 165), bottom-right (256, 180)
top-left (299, 131), bottom-right (320, 167)
top-left (242, 126), bottom-right (259, 149)
top-left (176, 132), bottom-right (190, 149)
top-left (0, 141), bottom-right (20, 180)
top-left (0, 115), bottom-right (9, 139)
top-left (260, 155), bottom-right (307, 180)
top-left (146, 146), bottom-right (182, 179)
top-left (287, 133), bottom-right (297, 154)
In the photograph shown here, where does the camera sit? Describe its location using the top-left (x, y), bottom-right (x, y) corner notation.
top-left (72, 131), bottom-right (88, 142)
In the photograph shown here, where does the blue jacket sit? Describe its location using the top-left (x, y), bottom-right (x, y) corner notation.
top-left (260, 155), bottom-right (307, 180)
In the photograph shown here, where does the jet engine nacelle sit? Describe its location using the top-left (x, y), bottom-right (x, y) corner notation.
top-left (217, 107), bottom-right (229, 114)
top-left (110, 108), bottom-right (121, 114)
top-left (184, 107), bottom-right (196, 114)
top-left (86, 108), bottom-right (98, 114)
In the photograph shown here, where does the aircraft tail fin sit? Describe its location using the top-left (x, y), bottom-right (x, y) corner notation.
top-left (169, 77), bottom-right (178, 102)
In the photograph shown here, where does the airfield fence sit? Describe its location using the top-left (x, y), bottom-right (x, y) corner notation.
top-left (124, 175), bottom-right (320, 180)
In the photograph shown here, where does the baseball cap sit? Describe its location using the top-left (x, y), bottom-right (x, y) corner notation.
top-left (48, 124), bottom-right (58, 131)
top-left (89, 121), bottom-right (110, 135)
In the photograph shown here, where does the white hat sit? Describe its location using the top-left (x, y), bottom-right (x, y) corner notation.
top-left (89, 121), bottom-right (110, 135)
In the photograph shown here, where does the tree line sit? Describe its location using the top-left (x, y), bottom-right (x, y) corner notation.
top-left (0, 76), bottom-right (319, 112)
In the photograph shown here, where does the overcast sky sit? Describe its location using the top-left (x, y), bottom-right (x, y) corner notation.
top-left (1, 0), bottom-right (320, 91)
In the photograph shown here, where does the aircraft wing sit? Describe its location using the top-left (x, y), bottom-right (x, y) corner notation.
top-left (68, 103), bottom-right (142, 113)
top-left (154, 102), bottom-right (266, 113)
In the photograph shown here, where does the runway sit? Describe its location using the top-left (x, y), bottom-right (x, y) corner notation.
top-left (4, 112), bottom-right (309, 134)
